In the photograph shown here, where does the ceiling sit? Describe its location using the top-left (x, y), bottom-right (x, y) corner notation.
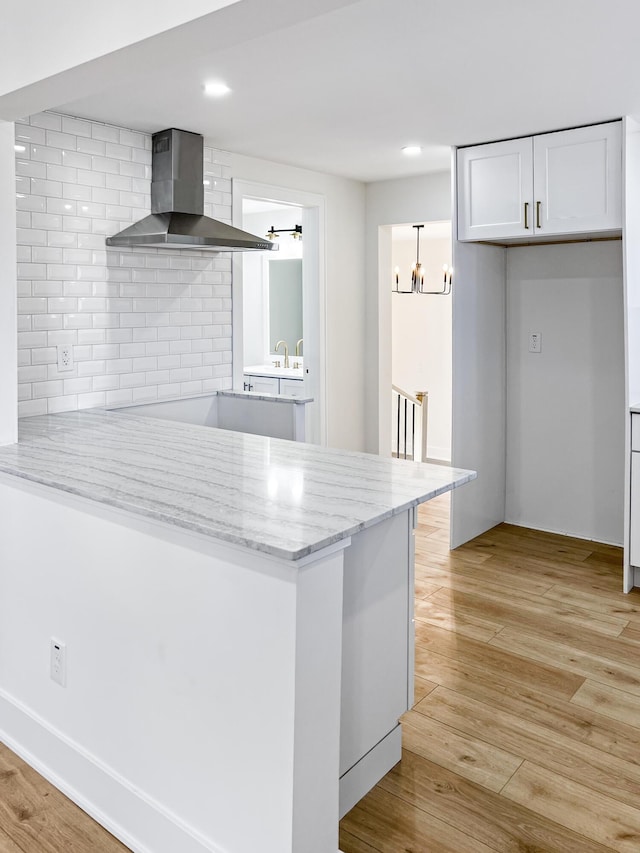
top-left (50, 0), bottom-right (640, 183)
top-left (393, 222), bottom-right (451, 241)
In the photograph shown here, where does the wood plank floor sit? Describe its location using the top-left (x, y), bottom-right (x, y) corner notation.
top-left (1, 495), bottom-right (639, 852)
top-left (340, 494), bottom-right (640, 853)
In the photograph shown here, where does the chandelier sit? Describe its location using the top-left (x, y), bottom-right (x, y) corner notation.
top-left (393, 224), bottom-right (452, 295)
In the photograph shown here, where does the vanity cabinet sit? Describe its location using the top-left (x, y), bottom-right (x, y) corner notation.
top-left (279, 378), bottom-right (306, 398)
top-left (457, 121), bottom-right (622, 242)
top-left (243, 373), bottom-right (305, 397)
top-left (243, 374), bottom-right (279, 394)
top-left (631, 414), bottom-right (640, 568)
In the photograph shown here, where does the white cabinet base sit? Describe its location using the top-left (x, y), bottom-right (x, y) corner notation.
top-left (339, 724), bottom-right (402, 819)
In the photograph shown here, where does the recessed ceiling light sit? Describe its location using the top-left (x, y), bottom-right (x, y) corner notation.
top-left (402, 145), bottom-right (422, 156)
top-left (204, 81), bottom-right (231, 98)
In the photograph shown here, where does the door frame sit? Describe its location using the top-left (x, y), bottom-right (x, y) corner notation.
top-left (231, 179), bottom-right (327, 446)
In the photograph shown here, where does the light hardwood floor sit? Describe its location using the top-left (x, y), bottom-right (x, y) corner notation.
top-left (340, 493), bottom-right (640, 853)
top-left (2, 495), bottom-right (639, 852)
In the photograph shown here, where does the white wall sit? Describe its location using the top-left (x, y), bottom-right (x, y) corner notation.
top-left (449, 241), bottom-right (507, 548)
top-left (16, 112), bottom-right (233, 415)
top-left (232, 153), bottom-right (366, 451)
top-left (391, 234), bottom-right (452, 460)
top-left (505, 241), bottom-right (625, 544)
top-left (365, 172), bottom-right (451, 454)
top-left (0, 122), bottom-right (17, 445)
top-left (0, 477), bottom-right (345, 853)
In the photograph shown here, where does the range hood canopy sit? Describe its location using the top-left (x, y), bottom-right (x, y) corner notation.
top-left (106, 128), bottom-right (276, 253)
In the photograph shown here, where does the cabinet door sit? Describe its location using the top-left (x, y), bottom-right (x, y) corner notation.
top-left (632, 453), bottom-right (640, 568)
top-left (279, 378), bottom-right (305, 398)
top-left (533, 122), bottom-right (622, 235)
top-left (243, 374), bottom-right (279, 394)
top-left (457, 137), bottom-right (533, 241)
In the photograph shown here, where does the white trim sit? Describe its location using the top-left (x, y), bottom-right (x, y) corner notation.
top-left (504, 518), bottom-right (623, 549)
top-left (338, 724), bottom-right (401, 819)
top-left (377, 224), bottom-right (393, 455)
top-left (232, 179), bottom-right (327, 445)
top-left (0, 689), bottom-right (222, 853)
top-left (0, 121), bottom-right (17, 446)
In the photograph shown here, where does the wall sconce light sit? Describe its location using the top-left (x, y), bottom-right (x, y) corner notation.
top-left (266, 224), bottom-right (302, 241)
top-left (392, 224), bottom-right (452, 295)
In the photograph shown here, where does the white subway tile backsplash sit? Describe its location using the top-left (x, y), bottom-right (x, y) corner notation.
top-left (106, 389), bottom-right (133, 406)
top-left (16, 124), bottom-right (46, 144)
top-left (77, 169), bottom-right (106, 188)
top-left (46, 130), bottom-right (77, 150)
top-left (119, 129), bottom-right (146, 149)
top-left (17, 159), bottom-right (47, 179)
top-left (17, 195), bottom-right (46, 213)
top-left (48, 163), bottom-right (79, 183)
top-left (48, 395), bottom-right (78, 414)
top-left (17, 112), bottom-right (233, 413)
top-left (31, 113), bottom-right (61, 131)
top-left (62, 117), bottom-right (92, 138)
top-left (78, 391), bottom-right (106, 409)
top-left (62, 151), bottom-right (92, 169)
top-left (63, 215), bottom-right (91, 232)
top-left (92, 187), bottom-right (120, 205)
top-left (30, 146), bottom-right (62, 165)
top-left (47, 198), bottom-right (76, 215)
top-left (63, 183), bottom-right (92, 201)
top-left (77, 137), bottom-right (106, 156)
top-left (132, 386), bottom-right (157, 403)
top-left (92, 123), bottom-right (120, 143)
top-left (33, 379), bottom-right (63, 398)
top-left (92, 375), bottom-right (120, 392)
top-left (19, 399), bottom-right (48, 417)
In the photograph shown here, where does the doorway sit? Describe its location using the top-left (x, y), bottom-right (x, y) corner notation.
top-left (385, 219), bottom-right (453, 464)
top-left (231, 180), bottom-right (326, 445)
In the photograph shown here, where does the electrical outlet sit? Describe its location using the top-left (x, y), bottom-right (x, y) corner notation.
top-left (529, 333), bottom-right (542, 353)
top-left (57, 345), bottom-right (74, 372)
top-left (50, 638), bottom-right (66, 687)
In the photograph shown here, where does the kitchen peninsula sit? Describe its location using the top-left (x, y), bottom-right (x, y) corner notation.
top-left (0, 411), bottom-right (475, 853)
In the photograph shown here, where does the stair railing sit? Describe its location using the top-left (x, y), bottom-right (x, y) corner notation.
top-left (392, 386), bottom-right (429, 462)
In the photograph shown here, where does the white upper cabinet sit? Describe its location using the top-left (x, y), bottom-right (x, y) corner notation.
top-left (457, 121), bottom-right (622, 242)
top-left (533, 122), bottom-right (621, 235)
top-left (457, 137), bottom-right (533, 241)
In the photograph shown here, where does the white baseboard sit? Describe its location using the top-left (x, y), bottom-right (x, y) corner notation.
top-left (0, 689), bottom-right (223, 853)
top-left (503, 519), bottom-right (623, 549)
top-left (426, 445), bottom-right (451, 463)
top-left (338, 724), bottom-right (401, 819)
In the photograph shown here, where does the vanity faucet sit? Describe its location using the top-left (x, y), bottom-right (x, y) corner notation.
top-left (295, 338), bottom-right (304, 357)
top-left (275, 340), bottom-right (290, 368)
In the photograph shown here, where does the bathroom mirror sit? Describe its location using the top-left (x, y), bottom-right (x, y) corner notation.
top-left (269, 259), bottom-right (303, 351)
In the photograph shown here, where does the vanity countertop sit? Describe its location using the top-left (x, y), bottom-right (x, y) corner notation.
top-left (245, 364), bottom-right (304, 380)
top-left (0, 411), bottom-right (475, 562)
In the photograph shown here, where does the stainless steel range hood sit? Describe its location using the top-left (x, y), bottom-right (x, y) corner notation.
top-left (106, 128), bottom-right (276, 252)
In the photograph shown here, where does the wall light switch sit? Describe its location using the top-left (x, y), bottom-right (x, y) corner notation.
top-left (529, 333), bottom-right (542, 353)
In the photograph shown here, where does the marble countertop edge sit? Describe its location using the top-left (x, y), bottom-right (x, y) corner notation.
top-left (0, 412), bottom-right (477, 563)
top-left (0, 463), bottom-right (476, 561)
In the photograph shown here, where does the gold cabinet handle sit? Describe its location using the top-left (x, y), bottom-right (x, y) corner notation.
top-left (524, 202), bottom-right (529, 229)
top-left (536, 201), bottom-right (542, 229)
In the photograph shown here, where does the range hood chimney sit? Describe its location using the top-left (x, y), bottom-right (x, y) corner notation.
top-left (106, 128), bottom-right (276, 252)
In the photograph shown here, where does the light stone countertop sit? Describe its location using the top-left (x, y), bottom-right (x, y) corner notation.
top-left (219, 389), bottom-right (313, 404)
top-left (245, 364), bottom-right (304, 379)
top-left (631, 405), bottom-right (640, 414)
top-left (0, 411), bottom-right (476, 561)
